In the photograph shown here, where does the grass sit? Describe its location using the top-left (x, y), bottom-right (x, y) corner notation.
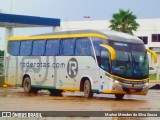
top-left (149, 74), bottom-right (156, 80)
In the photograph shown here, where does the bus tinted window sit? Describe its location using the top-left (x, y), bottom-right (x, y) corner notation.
top-left (92, 38), bottom-right (108, 63)
top-left (32, 40), bottom-right (46, 56)
top-left (92, 40), bottom-right (103, 56)
top-left (20, 41), bottom-right (32, 56)
top-left (60, 39), bottom-right (75, 55)
top-left (8, 41), bottom-right (20, 55)
top-left (75, 38), bottom-right (91, 56)
top-left (100, 48), bottom-right (110, 72)
top-left (92, 38), bottom-right (108, 56)
top-left (45, 39), bottom-right (60, 55)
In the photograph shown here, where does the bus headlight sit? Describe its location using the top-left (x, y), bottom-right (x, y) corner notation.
top-left (145, 82), bottom-right (149, 86)
top-left (114, 80), bottom-right (120, 84)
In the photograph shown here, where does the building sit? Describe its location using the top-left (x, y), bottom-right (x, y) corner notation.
top-left (61, 19), bottom-right (160, 68)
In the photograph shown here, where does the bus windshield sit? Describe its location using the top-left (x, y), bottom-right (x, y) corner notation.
top-left (109, 41), bottom-right (149, 79)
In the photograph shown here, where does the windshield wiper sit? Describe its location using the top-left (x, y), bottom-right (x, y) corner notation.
top-left (132, 56), bottom-right (143, 77)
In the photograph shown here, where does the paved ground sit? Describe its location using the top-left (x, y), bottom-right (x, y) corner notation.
top-left (0, 83), bottom-right (160, 120)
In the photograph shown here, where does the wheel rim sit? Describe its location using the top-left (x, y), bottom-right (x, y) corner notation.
top-left (25, 81), bottom-right (29, 90)
top-left (24, 78), bottom-right (30, 92)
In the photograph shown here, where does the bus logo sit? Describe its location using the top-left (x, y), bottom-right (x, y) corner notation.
top-left (67, 58), bottom-right (78, 78)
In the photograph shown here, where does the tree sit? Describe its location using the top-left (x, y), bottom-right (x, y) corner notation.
top-left (109, 9), bottom-right (139, 35)
top-left (0, 50), bottom-right (4, 56)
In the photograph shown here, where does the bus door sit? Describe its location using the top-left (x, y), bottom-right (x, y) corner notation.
top-left (98, 47), bottom-right (112, 91)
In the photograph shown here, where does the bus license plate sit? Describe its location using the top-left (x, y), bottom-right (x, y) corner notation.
top-left (130, 89), bottom-right (136, 93)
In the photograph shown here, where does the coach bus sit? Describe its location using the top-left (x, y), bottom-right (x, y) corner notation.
top-left (4, 30), bottom-right (157, 100)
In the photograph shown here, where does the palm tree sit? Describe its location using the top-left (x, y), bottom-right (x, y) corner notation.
top-left (109, 9), bottom-right (139, 35)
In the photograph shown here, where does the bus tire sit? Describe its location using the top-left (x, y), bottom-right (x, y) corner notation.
top-left (30, 88), bottom-right (38, 94)
top-left (23, 77), bottom-right (38, 94)
top-left (115, 94), bottom-right (124, 100)
top-left (84, 79), bottom-right (93, 98)
top-left (49, 89), bottom-right (63, 96)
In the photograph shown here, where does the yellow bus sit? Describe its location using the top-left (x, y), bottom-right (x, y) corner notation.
top-left (5, 30), bottom-right (157, 99)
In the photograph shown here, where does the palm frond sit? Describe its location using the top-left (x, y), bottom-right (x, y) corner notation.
top-left (109, 9), bottom-right (139, 35)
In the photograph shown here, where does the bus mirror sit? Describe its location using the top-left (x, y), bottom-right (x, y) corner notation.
top-left (100, 44), bottom-right (116, 60)
top-left (146, 49), bottom-right (158, 63)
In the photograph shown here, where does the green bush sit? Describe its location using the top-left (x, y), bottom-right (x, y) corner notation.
top-left (0, 76), bottom-right (4, 87)
top-left (0, 50), bottom-right (4, 56)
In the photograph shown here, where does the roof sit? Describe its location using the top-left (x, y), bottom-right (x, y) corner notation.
top-left (102, 30), bottom-right (143, 44)
top-left (0, 13), bottom-right (60, 27)
top-left (8, 29), bottom-right (143, 44)
top-left (36, 29), bottom-right (143, 44)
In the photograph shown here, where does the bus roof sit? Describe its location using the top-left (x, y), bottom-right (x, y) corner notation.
top-left (102, 30), bottom-right (143, 44)
top-left (8, 29), bottom-right (143, 44)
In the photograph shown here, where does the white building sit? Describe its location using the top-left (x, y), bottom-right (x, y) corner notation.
top-left (61, 19), bottom-right (160, 68)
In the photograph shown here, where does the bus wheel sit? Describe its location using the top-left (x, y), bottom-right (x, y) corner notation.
top-left (49, 89), bottom-right (63, 96)
top-left (115, 94), bottom-right (124, 100)
top-left (23, 77), bottom-right (38, 94)
top-left (84, 80), bottom-right (93, 98)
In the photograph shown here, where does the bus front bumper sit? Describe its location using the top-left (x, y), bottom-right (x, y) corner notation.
top-left (102, 81), bottom-right (149, 95)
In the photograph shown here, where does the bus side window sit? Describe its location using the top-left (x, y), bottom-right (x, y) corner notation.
top-left (75, 38), bottom-right (91, 56)
top-left (92, 39), bottom-right (110, 72)
top-left (20, 41), bottom-right (32, 56)
top-left (45, 39), bottom-right (60, 56)
top-left (100, 49), bottom-right (110, 72)
top-left (32, 40), bottom-right (46, 56)
top-left (60, 39), bottom-right (75, 56)
top-left (8, 41), bottom-right (20, 56)
top-left (91, 37), bottom-right (108, 66)
top-left (92, 39), bottom-right (103, 66)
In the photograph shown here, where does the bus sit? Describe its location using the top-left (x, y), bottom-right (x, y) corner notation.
top-left (4, 30), bottom-right (157, 100)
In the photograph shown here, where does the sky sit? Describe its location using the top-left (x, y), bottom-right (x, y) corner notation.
top-left (0, 0), bottom-right (160, 50)
top-left (0, 0), bottom-right (160, 20)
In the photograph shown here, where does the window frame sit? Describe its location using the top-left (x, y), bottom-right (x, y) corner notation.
top-left (100, 48), bottom-right (111, 72)
top-left (91, 37), bottom-right (109, 65)
top-left (45, 39), bottom-right (60, 56)
top-left (59, 38), bottom-right (76, 56)
top-left (75, 37), bottom-right (93, 56)
top-left (152, 34), bottom-right (160, 42)
top-left (138, 36), bottom-right (148, 44)
top-left (20, 40), bottom-right (33, 56)
top-left (8, 41), bottom-right (21, 56)
top-left (32, 40), bottom-right (46, 56)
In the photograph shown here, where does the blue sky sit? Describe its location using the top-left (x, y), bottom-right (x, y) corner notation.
top-left (0, 0), bottom-right (160, 21)
top-left (0, 0), bottom-right (160, 50)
